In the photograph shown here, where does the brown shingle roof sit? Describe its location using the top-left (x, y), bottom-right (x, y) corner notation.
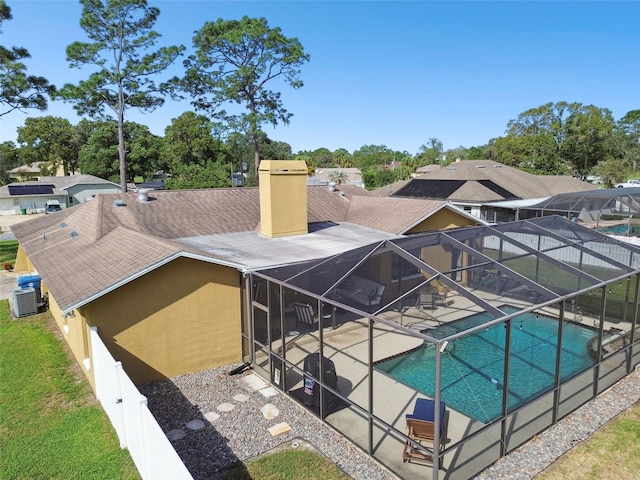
top-left (40, 228), bottom-right (185, 310)
top-left (373, 160), bottom-right (598, 201)
top-left (446, 181), bottom-right (505, 202)
top-left (346, 196), bottom-right (446, 234)
top-left (11, 185), bottom-right (453, 313)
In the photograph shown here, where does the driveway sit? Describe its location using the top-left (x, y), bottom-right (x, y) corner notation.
top-left (0, 213), bottom-right (43, 232)
top-left (0, 271), bottom-right (19, 301)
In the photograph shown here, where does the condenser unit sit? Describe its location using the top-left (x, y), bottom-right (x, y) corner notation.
top-left (13, 287), bottom-right (38, 318)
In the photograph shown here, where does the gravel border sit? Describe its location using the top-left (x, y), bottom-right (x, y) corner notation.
top-left (139, 365), bottom-right (640, 480)
top-left (476, 368), bottom-right (640, 479)
top-left (139, 364), bottom-right (395, 480)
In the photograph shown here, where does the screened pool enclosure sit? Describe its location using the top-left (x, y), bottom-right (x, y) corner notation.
top-left (246, 216), bottom-right (640, 480)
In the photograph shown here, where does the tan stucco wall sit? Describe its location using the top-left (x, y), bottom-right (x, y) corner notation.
top-left (406, 208), bottom-right (478, 234)
top-left (14, 245), bottom-right (33, 273)
top-left (84, 257), bottom-right (242, 385)
top-left (48, 294), bottom-right (94, 390)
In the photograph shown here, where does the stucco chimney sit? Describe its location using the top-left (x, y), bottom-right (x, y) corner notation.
top-left (259, 160), bottom-right (308, 238)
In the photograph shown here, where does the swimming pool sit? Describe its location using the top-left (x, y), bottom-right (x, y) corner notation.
top-left (375, 307), bottom-right (597, 423)
top-left (596, 224), bottom-right (640, 236)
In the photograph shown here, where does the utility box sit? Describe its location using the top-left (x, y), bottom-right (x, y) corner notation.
top-left (13, 288), bottom-right (38, 317)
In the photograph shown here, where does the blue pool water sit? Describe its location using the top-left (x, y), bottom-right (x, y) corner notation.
top-left (376, 307), bottom-right (597, 423)
top-left (596, 224), bottom-right (640, 236)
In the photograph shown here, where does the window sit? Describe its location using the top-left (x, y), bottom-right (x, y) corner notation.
top-left (391, 254), bottom-right (421, 282)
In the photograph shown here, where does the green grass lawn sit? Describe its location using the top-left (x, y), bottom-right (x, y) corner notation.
top-left (0, 301), bottom-right (140, 480)
top-left (0, 299), bottom-right (350, 480)
top-left (223, 449), bottom-right (351, 480)
top-left (0, 240), bottom-right (18, 268)
top-left (536, 401), bottom-right (640, 480)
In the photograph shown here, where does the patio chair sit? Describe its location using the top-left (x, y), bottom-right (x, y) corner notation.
top-left (416, 291), bottom-right (436, 311)
top-left (402, 398), bottom-right (447, 466)
top-left (293, 302), bottom-right (319, 331)
top-left (433, 289), bottom-right (448, 308)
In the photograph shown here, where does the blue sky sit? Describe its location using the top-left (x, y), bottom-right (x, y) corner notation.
top-left (1, 1), bottom-right (639, 155)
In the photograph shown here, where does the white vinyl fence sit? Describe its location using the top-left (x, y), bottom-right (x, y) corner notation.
top-left (483, 232), bottom-right (640, 270)
top-left (90, 327), bottom-right (193, 480)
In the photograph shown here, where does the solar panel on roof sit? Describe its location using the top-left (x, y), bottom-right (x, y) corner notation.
top-left (393, 179), bottom-right (465, 199)
top-left (476, 180), bottom-right (520, 200)
top-left (8, 184), bottom-right (55, 195)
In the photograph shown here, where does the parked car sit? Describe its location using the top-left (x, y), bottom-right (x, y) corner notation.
top-left (44, 200), bottom-right (62, 214)
top-left (614, 179), bottom-right (640, 188)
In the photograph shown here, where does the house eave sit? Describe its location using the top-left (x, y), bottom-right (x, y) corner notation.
top-left (60, 251), bottom-right (244, 316)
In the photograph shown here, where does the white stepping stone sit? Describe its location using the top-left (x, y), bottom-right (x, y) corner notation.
top-left (185, 419), bottom-right (205, 430)
top-left (204, 411), bottom-right (220, 422)
top-left (233, 393), bottom-right (251, 402)
top-left (268, 422), bottom-right (292, 437)
top-left (217, 402), bottom-right (235, 412)
top-left (259, 386), bottom-right (278, 398)
top-left (261, 403), bottom-right (280, 420)
top-left (241, 373), bottom-right (269, 391)
top-left (167, 429), bottom-right (186, 441)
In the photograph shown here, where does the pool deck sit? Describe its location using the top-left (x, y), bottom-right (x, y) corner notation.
top-left (275, 291), bottom-right (632, 479)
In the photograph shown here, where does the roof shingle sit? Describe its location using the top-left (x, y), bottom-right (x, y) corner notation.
top-left (11, 185), bottom-right (463, 313)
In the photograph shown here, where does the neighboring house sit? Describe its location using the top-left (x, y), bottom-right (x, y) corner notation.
top-left (307, 167), bottom-right (365, 188)
top-left (412, 164), bottom-right (440, 177)
top-left (11, 161), bottom-right (483, 389)
top-left (7, 162), bottom-right (47, 182)
top-left (0, 175), bottom-right (122, 215)
top-left (7, 162), bottom-right (66, 181)
top-left (481, 187), bottom-right (640, 231)
top-left (374, 160), bottom-right (598, 219)
top-left (136, 178), bottom-right (166, 190)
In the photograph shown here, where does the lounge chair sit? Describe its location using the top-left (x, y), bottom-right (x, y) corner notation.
top-left (504, 284), bottom-right (541, 303)
top-left (402, 398), bottom-right (447, 466)
top-left (293, 302), bottom-right (319, 331)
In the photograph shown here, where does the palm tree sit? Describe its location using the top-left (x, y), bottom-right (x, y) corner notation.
top-left (328, 170), bottom-right (349, 185)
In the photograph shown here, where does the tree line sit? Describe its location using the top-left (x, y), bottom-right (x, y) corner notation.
top-left (1, 1), bottom-right (638, 190)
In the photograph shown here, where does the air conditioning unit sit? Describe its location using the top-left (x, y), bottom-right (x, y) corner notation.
top-left (13, 287), bottom-right (38, 318)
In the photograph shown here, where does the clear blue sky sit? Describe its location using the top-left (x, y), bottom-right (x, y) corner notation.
top-left (1, 1), bottom-right (639, 155)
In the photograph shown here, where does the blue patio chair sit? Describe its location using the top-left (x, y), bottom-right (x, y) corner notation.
top-left (402, 398), bottom-right (447, 465)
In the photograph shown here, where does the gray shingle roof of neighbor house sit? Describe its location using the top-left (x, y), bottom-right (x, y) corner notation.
top-left (42, 174), bottom-right (122, 191)
top-left (12, 185), bottom-right (479, 314)
top-left (0, 175), bottom-right (121, 197)
top-left (372, 160), bottom-right (598, 201)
